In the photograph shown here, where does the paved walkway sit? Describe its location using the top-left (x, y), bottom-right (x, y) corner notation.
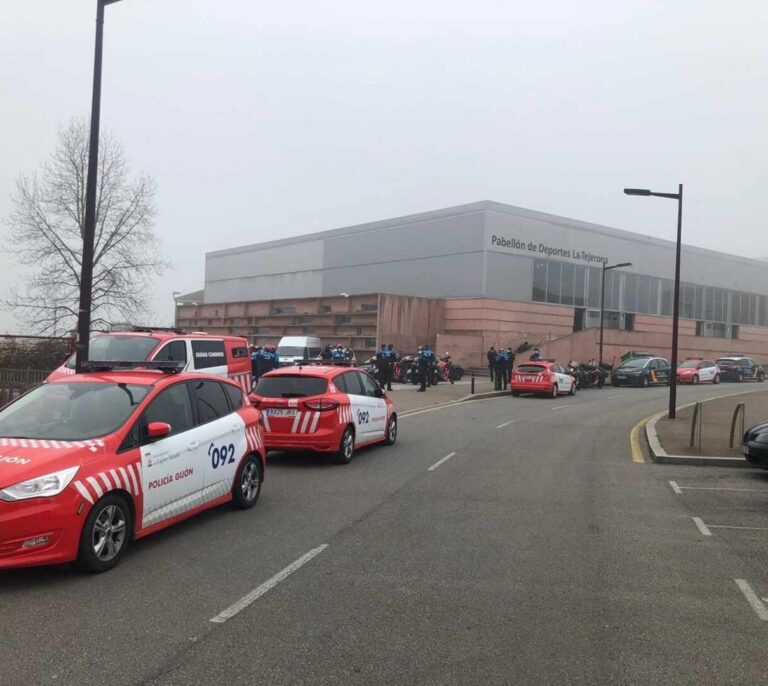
top-left (654, 386), bottom-right (768, 457)
top-left (386, 377), bottom-right (498, 413)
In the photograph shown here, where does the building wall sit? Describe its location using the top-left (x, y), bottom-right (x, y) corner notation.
top-left (377, 294), bottom-right (445, 353)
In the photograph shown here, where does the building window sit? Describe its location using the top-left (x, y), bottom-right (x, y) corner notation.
top-left (361, 304), bottom-right (377, 312)
top-left (272, 306), bottom-right (296, 315)
top-left (335, 315), bottom-right (352, 324)
top-left (587, 267), bottom-right (601, 309)
top-left (365, 338), bottom-right (376, 348)
top-left (546, 262), bottom-right (561, 304)
top-left (257, 326), bottom-right (271, 334)
top-left (319, 305), bottom-right (331, 313)
top-left (574, 266), bottom-right (586, 307)
top-left (533, 260), bottom-right (547, 302)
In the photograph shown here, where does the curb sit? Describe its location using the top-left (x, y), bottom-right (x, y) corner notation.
top-left (399, 390), bottom-right (509, 418)
top-left (644, 386), bottom-right (768, 467)
top-left (459, 390), bottom-right (510, 402)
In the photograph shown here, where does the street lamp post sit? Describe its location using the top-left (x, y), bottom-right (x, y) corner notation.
top-left (624, 184), bottom-right (684, 419)
top-left (599, 262), bottom-right (632, 372)
top-left (75, 0), bottom-right (124, 373)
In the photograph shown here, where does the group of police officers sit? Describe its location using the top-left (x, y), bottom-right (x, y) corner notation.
top-left (486, 346), bottom-right (518, 391)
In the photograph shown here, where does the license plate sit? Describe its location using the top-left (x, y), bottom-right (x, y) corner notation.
top-left (265, 408), bottom-right (297, 417)
top-left (617, 375), bottom-right (627, 380)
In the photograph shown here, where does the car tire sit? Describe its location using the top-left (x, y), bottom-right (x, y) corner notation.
top-left (692, 375), bottom-right (699, 385)
top-left (334, 426), bottom-right (355, 464)
top-left (383, 415), bottom-right (398, 446)
top-left (642, 376), bottom-right (649, 388)
top-left (569, 381), bottom-right (576, 396)
top-left (713, 374), bottom-right (720, 384)
top-left (759, 372), bottom-right (765, 383)
top-left (77, 493), bottom-right (132, 574)
top-left (232, 454), bottom-right (263, 509)
top-left (738, 372), bottom-right (744, 383)
top-left (551, 384), bottom-right (558, 399)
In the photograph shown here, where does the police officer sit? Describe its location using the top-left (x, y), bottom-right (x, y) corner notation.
top-left (495, 347), bottom-right (510, 390)
top-left (417, 345), bottom-right (436, 392)
top-left (321, 345), bottom-right (333, 363)
top-left (250, 345), bottom-right (262, 385)
top-left (505, 347), bottom-right (516, 386)
top-left (255, 345), bottom-right (275, 378)
top-left (487, 346), bottom-right (497, 383)
top-left (375, 344), bottom-right (389, 386)
top-left (387, 344), bottom-right (398, 387)
top-left (331, 345), bottom-right (347, 364)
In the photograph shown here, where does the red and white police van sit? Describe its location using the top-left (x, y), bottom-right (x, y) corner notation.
top-left (251, 365), bottom-right (397, 464)
top-left (49, 329), bottom-right (253, 393)
top-left (0, 364), bottom-right (265, 572)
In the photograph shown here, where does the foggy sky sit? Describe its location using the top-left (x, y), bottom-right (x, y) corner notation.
top-left (1, 0), bottom-right (765, 332)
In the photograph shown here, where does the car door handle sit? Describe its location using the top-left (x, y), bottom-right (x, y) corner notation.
top-left (187, 441), bottom-right (200, 450)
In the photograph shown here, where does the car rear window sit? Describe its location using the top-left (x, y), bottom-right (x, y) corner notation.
top-left (517, 365), bottom-right (548, 373)
top-left (255, 375), bottom-right (328, 398)
top-left (717, 358), bottom-right (744, 366)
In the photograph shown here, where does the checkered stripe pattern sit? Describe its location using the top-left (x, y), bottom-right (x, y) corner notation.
top-left (245, 425), bottom-right (264, 454)
top-left (59, 367), bottom-right (76, 376)
top-left (0, 438), bottom-right (105, 450)
top-left (229, 372), bottom-right (253, 394)
top-left (73, 461), bottom-right (142, 504)
top-left (336, 404), bottom-right (353, 425)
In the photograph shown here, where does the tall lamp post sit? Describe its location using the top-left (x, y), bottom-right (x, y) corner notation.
top-left (599, 262), bottom-right (632, 371)
top-left (75, 0), bottom-right (124, 373)
top-left (624, 185), bottom-right (683, 419)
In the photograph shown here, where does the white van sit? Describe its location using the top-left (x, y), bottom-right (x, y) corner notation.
top-left (276, 336), bottom-right (323, 365)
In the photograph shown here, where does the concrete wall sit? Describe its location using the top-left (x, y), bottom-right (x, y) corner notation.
top-left (377, 294), bottom-right (445, 353)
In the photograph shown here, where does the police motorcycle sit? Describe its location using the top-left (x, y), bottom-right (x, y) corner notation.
top-left (438, 355), bottom-right (464, 382)
top-left (566, 361), bottom-right (585, 389)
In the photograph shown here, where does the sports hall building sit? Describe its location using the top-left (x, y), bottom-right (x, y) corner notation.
top-left (175, 201), bottom-right (768, 368)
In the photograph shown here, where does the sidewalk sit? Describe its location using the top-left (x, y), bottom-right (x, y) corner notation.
top-left (650, 387), bottom-right (768, 460)
top-left (386, 377), bottom-right (499, 413)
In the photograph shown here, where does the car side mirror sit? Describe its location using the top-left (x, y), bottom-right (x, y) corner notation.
top-left (147, 421), bottom-right (171, 440)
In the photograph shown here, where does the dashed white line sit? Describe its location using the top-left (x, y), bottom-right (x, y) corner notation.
top-left (428, 452), bottom-right (457, 471)
top-left (692, 516), bottom-right (712, 537)
top-left (708, 524), bottom-right (768, 532)
top-left (672, 486), bottom-right (768, 493)
top-left (669, 480), bottom-right (683, 494)
top-left (606, 394), bottom-right (624, 399)
top-left (210, 544), bottom-right (329, 624)
top-left (496, 420), bottom-right (517, 429)
top-left (735, 579), bottom-right (768, 621)
top-left (551, 405), bottom-right (572, 411)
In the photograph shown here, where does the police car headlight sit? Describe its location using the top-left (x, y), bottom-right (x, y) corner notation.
top-left (0, 466), bottom-right (79, 502)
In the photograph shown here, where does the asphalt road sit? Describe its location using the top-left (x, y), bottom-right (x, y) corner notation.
top-left (4, 382), bottom-right (768, 685)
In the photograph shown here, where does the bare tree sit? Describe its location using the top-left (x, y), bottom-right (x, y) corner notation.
top-left (4, 118), bottom-right (168, 335)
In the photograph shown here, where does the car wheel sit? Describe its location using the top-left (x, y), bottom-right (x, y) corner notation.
top-left (334, 426), bottom-right (355, 464)
top-left (569, 381), bottom-right (576, 396)
top-left (551, 384), bottom-right (558, 399)
top-left (232, 454), bottom-right (263, 509)
top-left (713, 374), bottom-right (720, 384)
top-left (77, 494), bottom-right (132, 573)
top-left (738, 372), bottom-right (744, 383)
top-left (692, 375), bottom-right (699, 385)
top-left (759, 372), bottom-right (765, 383)
top-left (383, 415), bottom-right (398, 446)
top-left (642, 376), bottom-right (649, 388)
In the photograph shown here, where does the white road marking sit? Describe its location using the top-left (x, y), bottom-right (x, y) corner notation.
top-left (606, 394), bottom-right (624, 399)
top-left (735, 579), bottom-right (768, 621)
top-left (210, 545), bottom-right (329, 624)
top-left (708, 524), bottom-right (768, 532)
top-left (692, 516), bottom-right (712, 536)
top-left (496, 420), bottom-right (517, 429)
top-left (551, 405), bottom-right (572, 411)
top-left (672, 486), bottom-right (768, 493)
top-left (427, 452), bottom-right (457, 472)
top-left (669, 480), bottom-right (683, 494)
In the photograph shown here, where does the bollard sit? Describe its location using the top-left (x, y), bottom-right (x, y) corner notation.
top-left (471, 374), bottom-right (475, 395)
top-left (729, 403), bottom-right (746, 449)
top-left (689, 402), bottom-right (702, 451)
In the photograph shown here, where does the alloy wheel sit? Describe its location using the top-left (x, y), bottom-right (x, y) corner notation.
top-left (92, 504), bottom-right (127, 563)
top-left (241, 461), bottom-right (261, 502)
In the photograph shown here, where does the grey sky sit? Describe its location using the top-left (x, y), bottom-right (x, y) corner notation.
top-left (1, 0), bottom-right (765, 332)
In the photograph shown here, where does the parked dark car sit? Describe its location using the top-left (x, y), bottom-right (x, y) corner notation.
top-left (743, 421), bottom-right (768, 468)
top-left (715, 357), bottom-right (765, 383)
top-left (612, 356), bottom-right (671, 387)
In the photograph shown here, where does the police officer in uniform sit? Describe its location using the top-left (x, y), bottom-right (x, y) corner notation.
top-left (375, 344), bottom-right (389, 386)
top-left (331, 345), bottom-right (347, 364)
top-left (487, 346), bottom-right (497, 383)
top-left (321, 345), bottom-right (333, 363)
top-left (417, 345), bottom-right (436, 392)
top-left (495, 347), bottom-right (510, 390)
top-left (250, 345), bottom-right (262, 385)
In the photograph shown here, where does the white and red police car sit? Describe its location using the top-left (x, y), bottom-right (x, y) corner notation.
top-left (251, 365), bottom-right (397, 463)
top-left (510, 361), bottom-right (576, 398)
top-left (0, 363), bottom-right (265, 572)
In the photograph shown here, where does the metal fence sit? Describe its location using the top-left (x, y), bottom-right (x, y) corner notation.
top-left (0, 335), bottom-right (74, 407)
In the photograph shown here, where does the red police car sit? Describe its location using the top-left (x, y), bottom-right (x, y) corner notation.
top-left (510, 361), bottom-right (577, 398)
top-left (0, 363), bottom-right (265, 572)
top-left (251, 365), bottom-right (397, 463)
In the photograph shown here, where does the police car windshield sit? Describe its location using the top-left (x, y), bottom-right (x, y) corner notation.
top-left (67, 335), bottom-right (160, 368)
top-left (255, 376), bottom-right (328, 398)
top-left (0, 382), bottom-right (150, 440)
top-left (620, 358), bottom-right (648, 369)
